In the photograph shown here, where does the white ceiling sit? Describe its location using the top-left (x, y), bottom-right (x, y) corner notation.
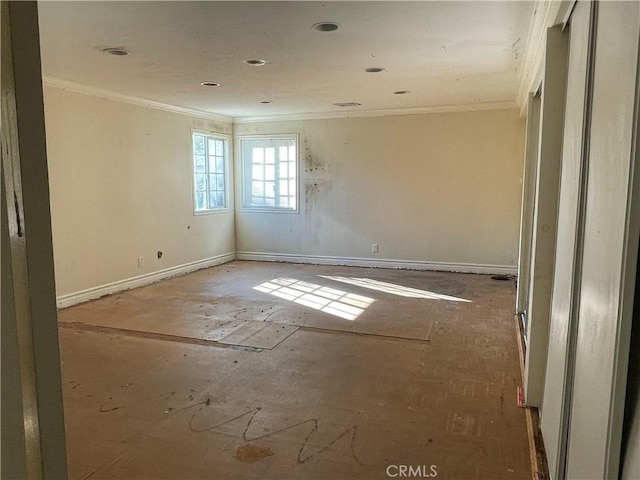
top-left (37, 1), bottom-right (534, 120)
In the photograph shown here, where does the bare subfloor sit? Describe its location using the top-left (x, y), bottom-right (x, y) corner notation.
top-left (58, 261), bottom-right (531, 479)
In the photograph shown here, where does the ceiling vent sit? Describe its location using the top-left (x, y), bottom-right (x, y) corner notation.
top-left (333, 102), bottom-right (362, 107)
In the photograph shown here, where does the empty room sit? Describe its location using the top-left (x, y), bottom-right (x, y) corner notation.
top-left (3, 1), bottom-right (640, 480)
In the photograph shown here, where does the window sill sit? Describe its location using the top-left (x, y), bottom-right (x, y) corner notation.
top-left (193, 208), bottom-right (232, 216)
top-left (239, 207), bottom-right (299, 214)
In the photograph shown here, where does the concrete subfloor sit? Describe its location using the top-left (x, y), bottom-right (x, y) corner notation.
top-left (58, 261), bottom-right (531, 479)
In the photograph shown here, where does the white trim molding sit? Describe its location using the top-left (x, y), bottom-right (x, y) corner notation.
top-left (56, 253), bottom-right (236, 309)
top-left (43, 75), bottom-right (233, 124)
top-left (236, 251), bottom-right (517, 276)
top-left (233, 101), bottom-right (518, 125)
top-left (517, 0), bottom-right (565, 110)
top-left (42, 75), bottom-right (517, 125)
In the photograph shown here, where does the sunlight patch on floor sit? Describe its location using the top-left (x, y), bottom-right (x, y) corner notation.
top-left (318, 276), bottom-right (471, 302)
top-left (253, 278), bottom-right (375, 320)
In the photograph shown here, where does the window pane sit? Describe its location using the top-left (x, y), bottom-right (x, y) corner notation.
top-left (208, 191), bottom-right (224, 208)
top-left (196, 174), bottom-right (207, 191)
top-left (195, 191), bottom-right (206, 210)
top-left (265, 164), bottom-right (275, 181)
top-left (289, 180), bottom-right (296, 196)
top-left (289, 145), bottom-right (295, 160)
top-left (208, 191), bottom-right (217, 208)
top-left (253, 147), bottom-right (264, 163)
top-left (279, 197), bottom-right (289, 208)
top-left (279, 180), bottom-right (289, 196)
top-left (209, 174), bottom-right (216, 190)
top-left (279, 146), bottom-right (288, 161)
top-left (265, 181), bottom-right (275, 196)
top-left (195, 155), bottom-right (206, 173)
top-left (216, 156), bottom-right (224, 173)
top-left (194, 135), bottom-right (205, 155)
top-left (216, 174), bottom-right (225, 190)
top-left (208, 156), bottom-right (217, 172)
top-left (208, 138), bottom-right (216, 154)
top-left (252, 181), bottom-right (264, 196)
top-left (252, 164), bottom-right (264, 181)
top-left (264, 197), bottom-right (275, 206)
top-left (265, 147), bottom-right (275, 165)
top-left (278, 162), bottom-right (289, 178)
top-left (216, 140), bottom-right (224, 156)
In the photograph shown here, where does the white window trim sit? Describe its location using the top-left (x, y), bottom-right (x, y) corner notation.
top-left (191, 129), bottom-right (232, 216)
top-left (237, 134), bottom-right (300, 214)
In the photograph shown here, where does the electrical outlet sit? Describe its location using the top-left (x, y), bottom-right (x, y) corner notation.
top-left (372, 243), bottom-right (379, 254)
top-left (138, 256), bottom-right (144, 268)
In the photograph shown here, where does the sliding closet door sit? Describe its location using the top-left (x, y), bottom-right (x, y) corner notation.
top-left (524, 24), bottom-right (569, 407)
top-left (540, 2), bottom-right (594, 479)
top-left (516, 92), bottom-right (541, 324)
top-left (567, 2), bottom-right (640, 478)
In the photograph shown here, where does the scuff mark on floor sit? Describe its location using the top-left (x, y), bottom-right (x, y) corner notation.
top-left (188, 405), bottom-right (362, 465)
top-left (234, 444), bottom-right (274, 463)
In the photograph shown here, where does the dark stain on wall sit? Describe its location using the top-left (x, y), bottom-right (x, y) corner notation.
top-left (302, 139), bottom-right (334, 248)
top-left (303, 139), bottom-right (326, 174)
top-left (305, 181), bottom-right (321, 216)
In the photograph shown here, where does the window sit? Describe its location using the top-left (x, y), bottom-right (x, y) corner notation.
top-left (192, 132), bottom-right (228, 213)
top-left (240, 135), bottom-right (298, 211)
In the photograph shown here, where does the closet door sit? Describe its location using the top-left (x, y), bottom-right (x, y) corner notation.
top-left (540, 2), bottom-right (594, 479)
top-left (567, 2), bottom-right (640, 478)
top-left (515, 91), bottom-right (541, 324)
top-left (524, 23), bottom-right (569, 407)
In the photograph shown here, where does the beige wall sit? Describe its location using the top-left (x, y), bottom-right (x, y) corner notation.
top-left (44, 87), bottom-right (524, 298)
top-left (235, 109), bottom-right (525, 269)
top-left (43, 86), bottom-right (235, 296)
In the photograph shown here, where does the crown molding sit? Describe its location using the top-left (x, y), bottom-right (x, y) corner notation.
top-left (43, 75), bottom-right (517, 126)
top-left (232, 101), bottom-right (518, 125)
top-left (42, 75), bottom-right (233, 124)
top-left (517, 0), bottom-right (566, 111)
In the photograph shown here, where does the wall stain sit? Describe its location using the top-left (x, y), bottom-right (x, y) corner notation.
top-left (303, 139), bottom-right (328, 174)
top-left (303, 139), bottom-right (332, 247)
top-left (512, 37), bottom-right (521, 61)
top-left (192, 118), bottom-right (230, 135)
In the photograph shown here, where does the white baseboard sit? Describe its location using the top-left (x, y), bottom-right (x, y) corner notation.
top-left (235, 251), bottom-right (517, 276)
top-left (56, 252), bottom-right (236, 309)
top-left (57, 251), bottom-right (516, 309)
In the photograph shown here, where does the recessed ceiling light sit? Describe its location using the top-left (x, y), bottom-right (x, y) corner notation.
top-left (245, 59), bottom-right (266, 66)
top-left (394, 90), bottom-right (410, 95)
top-left (365, 67), bottom-right (385, 73)
top-left (102, 47), bottom-right (128, 56)
top-left (312, 22), bottom-right (339, 32)
top-left (259, 100), bottom-right (272, 104)
top-left (333, 102), bottom-right (361, 107)
top-left (200, 81), bottom-right (221, 87)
